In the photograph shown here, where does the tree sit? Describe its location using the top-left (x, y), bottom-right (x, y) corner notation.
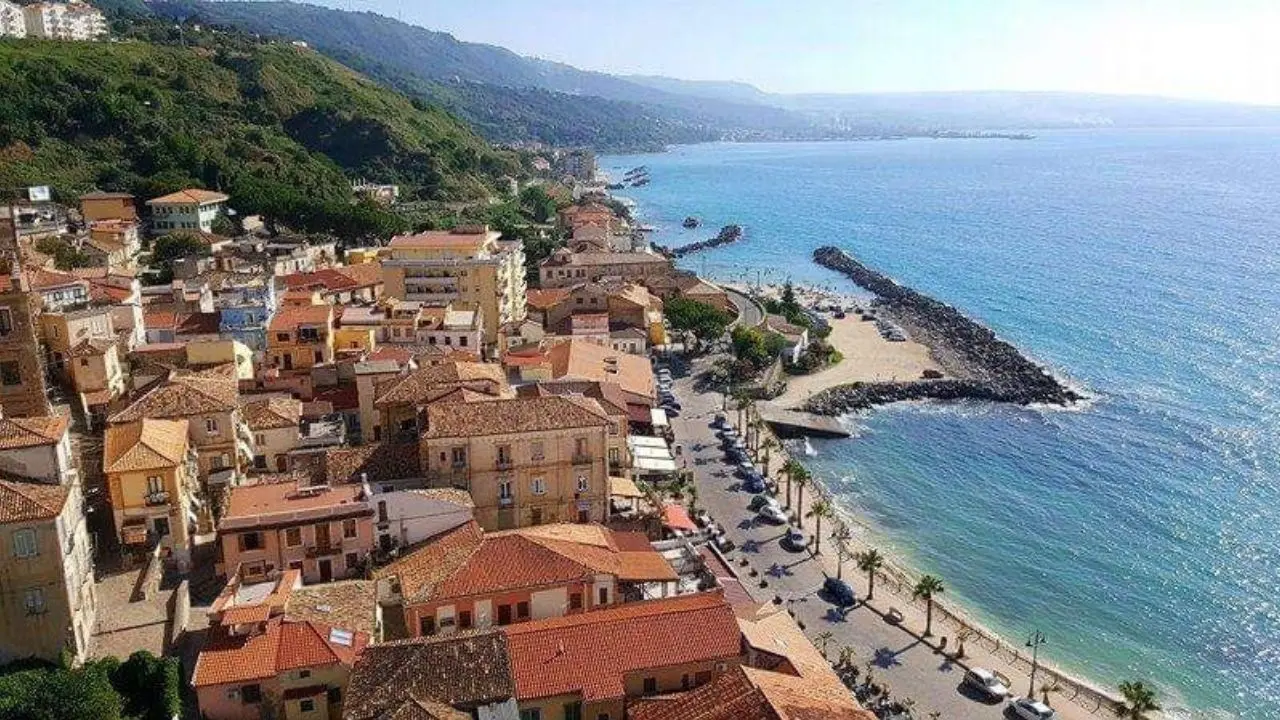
top-left (912, 575), bottom-right (945, 637)
top-left (665, 297), bottom-right (731, 348)
top-left (150, 231), bottom-right (210, 265)
top-left (815, 631), bottom-right (835, 658)
top-left (518, 185), bottom-right (559, 224)
top-left (807, 499), bottom-right (834, 554)
top-left (730, 325), bottom-right (772, 369)
top-left (0, 662), bottom-right (124, 720)
top-left (111, 651), bottom-right (181, 720)
top-left (833, 526), bottom-right (852, 580)
top-left (781, 458), bottom-right (804, 510)
top-left (858, 549), bottom-right (885, 600)
top-left (1116, 681), bottom-right (1161, 720)
top-left (792, 465), bottom-right (811, 527)
top-left (759, 437), bottom-right (778, 479)
top-left (781, 280), bottom-right (797, 307)
top-left (210, 212), bottom-right (237, 236)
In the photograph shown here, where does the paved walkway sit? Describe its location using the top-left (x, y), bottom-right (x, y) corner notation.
top-left (668, 354), bottom-right (1111, 720)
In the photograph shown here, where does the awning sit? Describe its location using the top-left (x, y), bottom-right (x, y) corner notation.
top-left (609, 476), bottom-right (645, 498)
top-left (662, 503), bottom-right (697, 532)
top-left (633, 456), bottom-right (679, 473)
top-left (629, 436), bottom-right (669, 449)
top-left (650, 408), bottom-right (668, 427)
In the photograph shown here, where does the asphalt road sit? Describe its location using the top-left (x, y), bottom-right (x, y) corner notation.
top-left (726, 287), bottom-right (764, 328)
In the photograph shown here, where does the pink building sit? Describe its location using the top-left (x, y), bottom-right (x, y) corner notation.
top-left (217, 478), bottom-right (374, 585)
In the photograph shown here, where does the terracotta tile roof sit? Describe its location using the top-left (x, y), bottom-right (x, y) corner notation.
top-left (629, 667), bottom-right (775, 720)
top-left (221, 603), bottom-right (272, 625)
top-left (366, 346), bottom-right (415, 365)
top-left (0, 415), bottom-right (69, 449)
top-left (542, 250), bottom-right (671, 267)
top-left (109, 371), bottom-right (239, 422)
top-left (545, 339), bottom-right (655, 403)
top-left (699, 546), bottom-right (754, 607)
top-left (374, 361), bottom-right (508, 409)
top-left (29, 267), bottom-right (87, 291)
top-left (69, 336), bottom-right (115, 358)
top-left (80, 191), bottom-right (134, 200)
top-left (333, 262), bottom-right (382, 288)
top-left (143, 309), bottom-right (178, 331)
top-left (0, 479), bottom-right (68, 524)
top-left (147, 188), bottom-right (229, 205)
top-left (742, 666), bottom-right (875, 720)
top-left (240, 395), bottom-right (302, 431)
top-left (312, 384), bottom-right (360, 412)
top-left (221, 482), bottom-right (369, 526)
top-left (344, 631), bottom-right (514, 719)
top-left (503, 592), bottom-right (741, 702)
top-left (287, 580), bottom-right (379, 638)
top-left (525, 288), bottom-right (570, 311)
top-left (429, 535), bottom-right (595, 602)
top-left (375, 521), bottom-right (485, 601)
top-left (388, 229), bottom-right (495, 251)
top-left (176, 312), bottom-right (221, 336)
top-left (323, 442), bottom-right (421, 485)
top-left (103, 418), bottom-right (189, 473)
top-left (191, 617), bottom-right (368, 688)
top-left (281, 268), bottom-right (359, 293)
top-left (422, 396), bottom-right (607, 439)
top-left (269, 305), bottom-right (332, 331)
top-left (518, 380), bottom-right (630, 417)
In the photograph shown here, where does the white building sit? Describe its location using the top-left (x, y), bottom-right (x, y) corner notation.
top-left (0, 416), bottom-right (76, 485)
top-left (146, 188), bottom-right (229, 234)
top-left (0, 0), bottom-right (27, 38)
top-left (367, 485), bottom-right (473, 553)
top-left (22, 2), bottom-right (106, 41)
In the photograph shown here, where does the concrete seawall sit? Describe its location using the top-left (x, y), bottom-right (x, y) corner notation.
top-left (806, 246), bottom-right (1082, 414)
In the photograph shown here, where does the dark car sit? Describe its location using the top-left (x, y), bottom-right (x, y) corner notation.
top-left (742, 476), bottom-right (766, 494)
top-left (823, 576), bottom-right (856, 607)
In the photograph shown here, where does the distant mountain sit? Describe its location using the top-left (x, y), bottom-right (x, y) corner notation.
top-left (622, 75), bottom-right (774, 106)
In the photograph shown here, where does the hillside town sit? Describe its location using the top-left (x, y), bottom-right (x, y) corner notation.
top-left (0, 167), bottom-right (895, 720)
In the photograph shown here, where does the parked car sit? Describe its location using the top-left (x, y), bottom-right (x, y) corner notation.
top-left (735, 461), bottom-right (757, 478)
top-left (781, 527), bottom-right (808, 551)
top-left (823, 576), bottom-right (856, 607)
top-left (963, 668), bottom-right (1009, 701)
top-left (713, 412), bottom-right (728, 426)
top-left (757, 500), bottom-right (788, 525)
top-left (748, 495), bottom-right (773, 512)
top-left (742, 476), bottom-right (766, 494)
top-left (1008, 697), bottom-right (1057, 720)
top-left (662, 399), bottom-right (682, 411)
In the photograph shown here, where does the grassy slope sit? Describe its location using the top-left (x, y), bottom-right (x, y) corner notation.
top-left (0, 33), bottom-right (518, 204)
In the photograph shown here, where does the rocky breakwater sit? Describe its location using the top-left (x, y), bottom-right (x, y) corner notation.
top-left (806, 246), bottom-right (1082, 413)
top-left (658, 224), bottom-right (743, 259)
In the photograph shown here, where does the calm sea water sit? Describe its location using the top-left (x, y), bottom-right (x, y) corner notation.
top-left (604, 130), bottom-right (1280, 719)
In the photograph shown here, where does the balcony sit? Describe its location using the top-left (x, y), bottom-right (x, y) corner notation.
top-left (495, 458), bottom-right (514, 471)
top-left (305, 540), bottom-right (343, 558)
top-left (144, 491), bottom-right (169, 506)
top-left (499, 496), bottom-right (515, 508)
top-left (572, 453), bottom-right (594, 466)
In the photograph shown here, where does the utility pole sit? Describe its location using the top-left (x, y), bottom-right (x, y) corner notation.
top-left (1026, 629), bottom-right (1047, 696)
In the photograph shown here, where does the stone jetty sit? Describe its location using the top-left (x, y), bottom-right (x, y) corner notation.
top-left (658, 224), bottom-right (743, 258)
top-left (806, 246), bottom-right (1082, 413)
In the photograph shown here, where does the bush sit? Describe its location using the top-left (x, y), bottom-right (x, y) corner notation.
top-left (666, 297), bottom-right (732, 343)
top-left (0, 661), bottom-right (124, 720)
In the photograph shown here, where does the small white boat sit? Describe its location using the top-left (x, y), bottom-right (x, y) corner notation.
top-left (804, 438), bottom-right (817, 457)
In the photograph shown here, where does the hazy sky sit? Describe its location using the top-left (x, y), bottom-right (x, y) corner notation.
top-left (322, 0), bottom-right (1280, 105)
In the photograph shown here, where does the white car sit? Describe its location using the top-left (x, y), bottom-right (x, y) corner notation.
top-left (962, 667), bottom-right (1009, 701)
top-left (757, 500), bottom-right (788, 525)
top-left (1009, 697), bottom-right (1056, 720)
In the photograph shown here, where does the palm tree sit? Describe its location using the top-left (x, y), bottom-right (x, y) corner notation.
top-left (781, 458), bottom-right (804, 510)
top-left (759, 437), bottom-right (778, 476)
top-left (686, 485), bottom-right (700, 515)
top-left (736, 394), bottom-right (754, 433)
top-left (857, 549), bottom-right (884, 600)
top-left (1117, 680), bottom-right (1161, 720)
top-left (792, 466), bottom-right (811, 526)
top-left (815, 630), bottom-right (835, 658)
top-left (836, 645), bottom-right (856, 671)
top-left (807, 499), bottom-right (834, 554)
top-left (911, 575), bottom-right (945, 637)
top-left (833, 526), bottom-right (853, 580)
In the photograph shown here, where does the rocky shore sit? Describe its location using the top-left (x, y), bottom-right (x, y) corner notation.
top-left (658, 224), bottom-right (743, 258)
top-left (806, 246), bottom-right (1082, 413)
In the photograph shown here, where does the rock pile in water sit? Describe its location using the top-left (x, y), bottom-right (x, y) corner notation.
top-left (658, 224), bottom-right (743, 258)
top-left (806, 246), bottom-right (1082, 413)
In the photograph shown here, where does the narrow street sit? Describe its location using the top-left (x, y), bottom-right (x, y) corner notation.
top-left (667, 353), bottom-right (1106, 720)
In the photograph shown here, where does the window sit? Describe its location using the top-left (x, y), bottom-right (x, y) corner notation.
top-left (598, 587), bottom-right (608, 605)
top-left (681, 674), bottom-right (690, 690)
top-left (519, 710), bottom-right (541, 720)
top-left (254, 433), bottom-right (265, 446)
top-left (574, 437), bottom-right (588, 458)
top-left (497, 604), bottom-right (512, 626)
top-left (531, 478), bottom-right (546, 495)
top-left (23, 588), bottom-right (45, 615)
top-left (205, 418), bottom-right (218, 433)
top-left (569, 592), bottom-right (582, 611)
top-left (460, 336), bottom-right (468, 347)
top-left (238, 532), bottom-right (263, 551)
top-left (530, 507), bottom-right (542, 526)
top-left (285, 527), bottom-right (302, 547)
top-left (314, 350), bottom-right (323, 363)
top-left (498, 480), bottom-right (512, 500)
top-left (12, 529), bottom-right (37, 558)
top-left (459, 610), bottom-right (472, 629)
top-left (79, 358), bottom-right (89, 367)
top-left (642, 677), bottom-right (657, 695)
top-left (530, 441), bottom-right (544, 461)
top-left (299, 699), bottom-right (315, 713)
top-left (298, 669), bottom-right (311, 680)
top-left (276, 333), bottom-right (290, 342)
top-left (342, 519), bottom-right (357, 538)
top-left (241, 684), bottom-right (262, 704)
top-left (450, 447), bottom-right (467, 467)
top-left (327, 688), bottom-right (342, 705)
top-left (516, 601), bottom-right (529, 620)
top-left (377, 500), bottom-right (388, 523)
top-left (345, 552), bottom-right (358, 570)
top-left (253, 455), bottom-right (267, 470)
top-left (0, 308), bottom-right (12, 336)
top-left (576, 476), bottom-right (589, 493)
top-left (497, 445), bottom-right (512, 466)
top-left (563, 702), bottom-right (583, 720)
top-left (146, 476), bottom-right (163, 494)
top-left (0, 360), bottom-right (21, 386)
top-left (419, 615), bottom-right (436, 635)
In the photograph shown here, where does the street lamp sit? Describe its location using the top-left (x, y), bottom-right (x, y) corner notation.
top-left (1025, 630), bottom-right (1047, 696)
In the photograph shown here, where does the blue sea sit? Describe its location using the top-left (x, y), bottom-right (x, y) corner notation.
top-left (604, 130), bottom-right (1280, 719)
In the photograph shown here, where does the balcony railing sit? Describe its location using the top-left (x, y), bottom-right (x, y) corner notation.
top-left (144, 491), bottom-right (169, 506)
top-left (305, 541), bottom-right (342, 558)
top-left (572, 453), bottom-right (593, 466)
top-left (499, 496), bottom-right (514, 508)
top-left (495, 458), bottom-right (513, 470)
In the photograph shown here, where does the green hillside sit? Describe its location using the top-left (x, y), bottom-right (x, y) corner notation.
top-left (0, 30), bottom-right (520, 217)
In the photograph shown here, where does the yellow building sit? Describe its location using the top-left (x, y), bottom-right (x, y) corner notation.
top-left (79, 191), bottom-right (137, 223)
top-left (381, 225), bottom-right (526, 346)
top-left (267, 304), bottom-right (334, 372)
top-left (104, 417), bottom-right (199, 571)
top-left (419, 395), bottom-right (610, 530)
top-left (333, 324), bottom-right (378, 355)
top-left (344, 247), bottom-right (382, 265)
top-left (0, 477), bottom-right (97, 664)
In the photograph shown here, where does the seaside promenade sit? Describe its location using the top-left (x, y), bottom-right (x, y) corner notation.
top-left (669, 353), bottom-right (1117, 720)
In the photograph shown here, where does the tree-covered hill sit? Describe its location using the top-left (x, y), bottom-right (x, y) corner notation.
top-left (0, 28), bottom-right (521, 213)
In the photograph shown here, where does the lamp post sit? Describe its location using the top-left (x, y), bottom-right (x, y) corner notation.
top-left (1026, 630), bottom-right (1047, 696)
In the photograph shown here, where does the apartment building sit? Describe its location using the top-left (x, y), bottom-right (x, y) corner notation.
top-left (0, 414), bottom-right (75, 484)
top-left (240, 395), bottom-right (302, 474)
top-left (216, 479), bottom-right (374, 585)
top-left (146, 188), bottom-right (229, 234)
top-left (79, 191), bottom-right (137, 222)
top-left (419, 395), bottom-right (611, 530)
top-left (538, 248), bottom-right (673, 289)
top-left (0, 0), bottom-right (26, 37)
top-left (266, 304), bottom-right (334, 373)
top-left (103, 417), bottom-right (199, 570)
top-left (0, 269), bottom-right (52, 418)
top-left (381, 225), bottom-right (526, 346)
top-left (0, 477), bottom-right (96, 664)
top-left (21, 1), bottom-right (106, 40)
top-left (85, 219), bottom-right (141, 268)
top-left (370, 360), bottom-right (509, 443)
top-left (279, 263), bottom-right (382, 305)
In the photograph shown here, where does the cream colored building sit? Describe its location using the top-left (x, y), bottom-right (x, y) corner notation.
top-left (104, 417), bottom-right (199, 570)
top-left (419, 396), bottom-right (610, 530)
top-left (0, 415), bottom-right (75, 484)
top-left (21, 1), bottom-right (106, 40)
top-left (146, 188), bottom-right (229, 234)
top-left (240, 395), bottom-right (301, 473)
top-left (0, 478), bottom-right (96, 664)
top-left (0, 0), bottom-right (26, 37)
top-left (381, 226), bottom-right (526, 346)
